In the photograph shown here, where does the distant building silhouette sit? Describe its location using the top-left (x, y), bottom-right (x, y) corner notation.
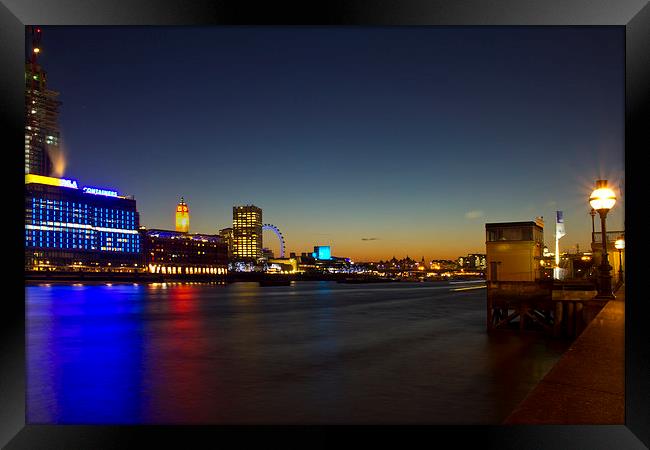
top-left (458, 254), bottom-right (487, 270)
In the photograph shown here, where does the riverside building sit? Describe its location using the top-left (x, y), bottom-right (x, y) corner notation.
top-left (485, 221), bottom-right (545, 282)
top-left (25, 174), bottom-right (142, 272)
top-left (141, 229), bottom-right (228, 277)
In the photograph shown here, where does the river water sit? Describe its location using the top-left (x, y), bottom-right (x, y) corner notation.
top-left (26, 281), bottom-right (569, 424)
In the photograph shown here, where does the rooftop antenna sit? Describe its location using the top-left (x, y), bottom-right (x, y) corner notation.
top-left (28, 26), bottom-right (43, 64)
top-left (27, 26), bottom-right (43, 102)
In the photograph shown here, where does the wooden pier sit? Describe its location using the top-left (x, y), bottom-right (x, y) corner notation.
top-left (487, 280), bottom-right (608, 338)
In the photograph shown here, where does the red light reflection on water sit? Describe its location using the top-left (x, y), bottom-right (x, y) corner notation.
top-left (141, 284), bottom-right (229, 423)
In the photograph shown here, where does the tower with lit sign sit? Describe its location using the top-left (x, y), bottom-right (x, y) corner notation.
top-left (175, 197), bottom-right (190, 233)
top-left (25, 26), bottom-right (61, 176)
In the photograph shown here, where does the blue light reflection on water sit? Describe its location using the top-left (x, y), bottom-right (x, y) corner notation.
top-left (26, 281), bottom-right (569, 424)
top-left (27, 284), bottom-right (146, 424)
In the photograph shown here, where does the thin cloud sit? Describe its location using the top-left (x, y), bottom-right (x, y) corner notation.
top-left (464, 210), bottom-right (485, 220)
top-left (361, 237), bottom-right (379, 241)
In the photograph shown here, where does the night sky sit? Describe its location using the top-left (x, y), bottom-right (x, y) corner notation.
top-left (35, 26), bottom-right (625, 261)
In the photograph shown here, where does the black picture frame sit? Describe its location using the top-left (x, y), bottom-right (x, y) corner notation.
top-left (1, 1), bottom-right (648, 448)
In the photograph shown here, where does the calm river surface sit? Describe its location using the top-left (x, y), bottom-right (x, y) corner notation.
top-left (26, 281), bottom-right (569, 424)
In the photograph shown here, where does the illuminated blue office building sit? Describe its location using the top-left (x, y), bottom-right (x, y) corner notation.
top-left (312, 245), bottom-right (332, 260)
top-left (25, 174), bottom-right (143, 271)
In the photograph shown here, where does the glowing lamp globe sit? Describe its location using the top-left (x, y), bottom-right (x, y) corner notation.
top-left (615, 238), bottom-right (625, 250)
top-left (589, 180), bottom-right (616, 211)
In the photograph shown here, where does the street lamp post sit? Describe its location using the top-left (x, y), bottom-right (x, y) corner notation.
top-left (590, 208), bottom-right (596, 242)
top-left (615, 237), bottom-right (625, 288)
top-left (589, 180), bottom-right (616, 299)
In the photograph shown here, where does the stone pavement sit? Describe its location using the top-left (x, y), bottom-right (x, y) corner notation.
top-left (504, 289), bottom-right (625, 424)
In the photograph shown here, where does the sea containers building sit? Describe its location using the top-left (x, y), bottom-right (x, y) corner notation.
top-left (25, 174), bottom-right (142, 271)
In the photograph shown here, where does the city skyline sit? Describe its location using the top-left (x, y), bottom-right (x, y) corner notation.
top-left (34, 26), bottom-right (624, 261)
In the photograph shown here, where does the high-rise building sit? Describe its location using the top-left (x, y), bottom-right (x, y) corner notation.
top-left (232, 205), bottom-right (262, 261)
top-left (25, 26), bottom-right (60, 177)
top-left (175, 197), bottom-right (190, 233)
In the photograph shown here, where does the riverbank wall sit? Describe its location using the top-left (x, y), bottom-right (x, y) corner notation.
top-left (503, 289), bottom-right (625, 424)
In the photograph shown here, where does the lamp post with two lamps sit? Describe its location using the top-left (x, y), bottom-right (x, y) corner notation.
top-left (589, 179), bottom-right (617, 299)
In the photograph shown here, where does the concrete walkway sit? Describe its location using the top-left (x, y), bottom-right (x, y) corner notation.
top-left (504, 289), bottom-right (624, 424)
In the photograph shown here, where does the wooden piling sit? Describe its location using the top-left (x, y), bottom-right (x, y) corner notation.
top-left (487, 290), bottom-right (493, 331)
top-left (554, 301), bottom-right (563, 338)
top-left (567, 302), bottom-right (575, 338)
top-left (575, 302), bottom-right (584, 336)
